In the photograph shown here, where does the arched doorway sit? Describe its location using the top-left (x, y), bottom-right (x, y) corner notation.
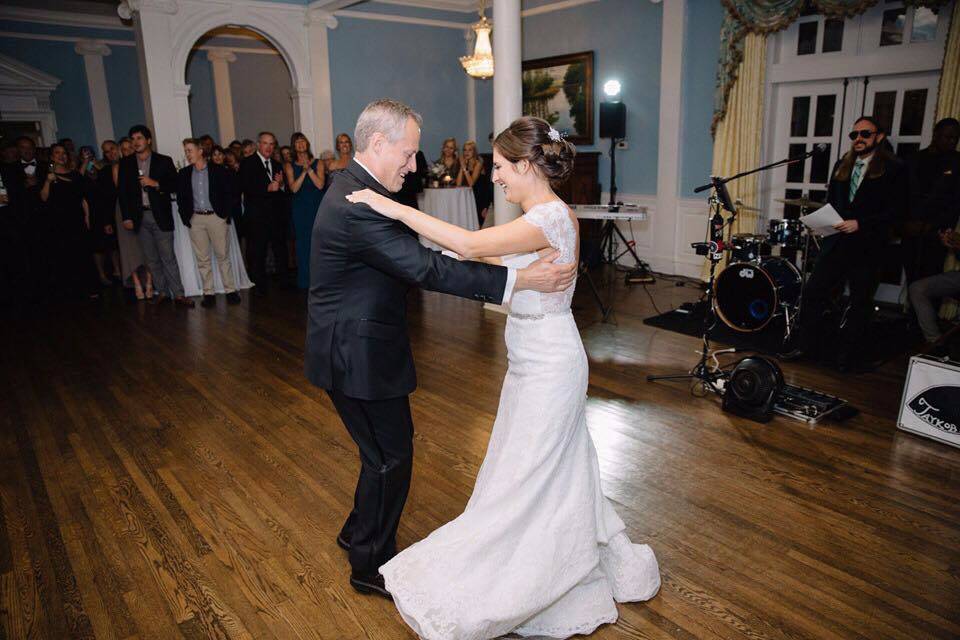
top-left (185, 26), bottom-right (295, 148)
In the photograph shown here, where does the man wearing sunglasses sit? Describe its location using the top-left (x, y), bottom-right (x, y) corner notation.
top-left (788, 116), bottom-right (907, 371)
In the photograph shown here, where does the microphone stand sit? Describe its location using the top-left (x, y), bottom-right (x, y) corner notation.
top-left (646, 147), bottom-right (821, 393)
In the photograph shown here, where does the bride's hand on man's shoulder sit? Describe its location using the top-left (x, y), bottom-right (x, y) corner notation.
top-left (346, 189), bottom-right (400, 219)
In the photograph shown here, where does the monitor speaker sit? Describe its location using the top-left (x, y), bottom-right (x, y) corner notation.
top-left (722, 356), bottom-right (784, 423)
top-left (599, 102), bottom-right (626, 139)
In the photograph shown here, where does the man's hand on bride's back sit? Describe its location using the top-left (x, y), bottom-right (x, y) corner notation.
top-left (346, 188), bottom-right (401, 219)
top-left (516, 250), bottom-right (577, 293)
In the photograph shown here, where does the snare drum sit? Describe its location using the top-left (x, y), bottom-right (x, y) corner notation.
top-left (768, 219), bottom-right (804, 250)
top-left (729, 233), bottom-right (767, 262)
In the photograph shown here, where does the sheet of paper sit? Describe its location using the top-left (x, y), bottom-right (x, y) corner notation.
top-left (800, 203), bottom-right (843, 237)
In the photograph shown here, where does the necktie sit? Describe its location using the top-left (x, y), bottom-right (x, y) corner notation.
top-left (849, 159), bottom-right (864, 202)
top-left (264, 159), bottom-right (272, 180)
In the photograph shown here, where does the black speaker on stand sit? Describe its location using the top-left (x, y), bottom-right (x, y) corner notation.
top-left (599, 101), bottom-right (626, 206)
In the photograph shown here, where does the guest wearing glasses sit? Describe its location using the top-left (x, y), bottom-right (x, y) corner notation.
top-left (786, 116), bottom-right (906, 371)
top-left (177, 138), bottom-right (240, 307)
top-left (284, 132), bottom-right (325, 290)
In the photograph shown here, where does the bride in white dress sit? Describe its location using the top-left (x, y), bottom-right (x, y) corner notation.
top-left (346, 116), bottom-right (660, 639)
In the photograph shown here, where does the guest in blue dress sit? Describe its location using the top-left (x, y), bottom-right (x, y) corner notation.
top-left (284, 132), bottom-right (326, 290)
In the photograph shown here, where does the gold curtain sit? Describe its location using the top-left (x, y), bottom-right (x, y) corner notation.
top-left (937, 0), bottom-right (960, 319)
top-left (703, 32), bottom-right (767, 278)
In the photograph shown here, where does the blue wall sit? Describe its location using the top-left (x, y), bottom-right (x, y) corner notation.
top-left (503, 0), bottom-right (664, 196)
top-left (186, 52), bottom-right (221, 143)
top-left (328, 15), bottom-right (469, 163)
top-left (0, 19), bottom-right (143, 152)
top-left (680, 1), bottom-right (725, 197)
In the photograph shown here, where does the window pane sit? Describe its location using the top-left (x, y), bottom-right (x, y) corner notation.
top-left (810, 143), bottom-right (831, 184)
top-left (791, 96), bottom-right (811, 137)
top-left (787, 144), bottom-right (807, 183)
top-left (910, 7), bottom-right (938, 42)
top-left (808, 189), bottom-right (827, 207)
top-left (881, 8), bottom-right (906, 46)
top-left (798, 22), bottom-right (818, 55)
top-left (899, 88), bottom-right (927, 136)
top-left (823, 19), bottom-right (844, 52)
top-left (814, 95), bottom-right (836, 137)
top-left (873, 91), bottom-right (897, 134)
top-left (897, 142), bottom-right (921, 160)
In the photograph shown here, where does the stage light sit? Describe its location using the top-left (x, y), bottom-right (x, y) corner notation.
top-left (603, 80), bottom-right (621, 98)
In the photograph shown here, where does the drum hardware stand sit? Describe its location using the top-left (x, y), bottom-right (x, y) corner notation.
top-left (648, 148), bottom-right (815, 393)
top-left (647, 182), bottom-right (737, 394)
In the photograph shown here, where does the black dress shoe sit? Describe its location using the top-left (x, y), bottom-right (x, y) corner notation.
top-left (201, 294), bottom-right (216, 308)
top-left (226, 291), bottom-right (241, 305)
top-left (349, 572), bottom-right (392, 600)
top-left (336, 533), bottom-right (351, 552)
top-left (777, 347), bottom-right (804, 362)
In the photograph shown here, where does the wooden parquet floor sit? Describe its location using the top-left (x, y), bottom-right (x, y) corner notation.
top-left (1, 274), bottom-right (958, 640)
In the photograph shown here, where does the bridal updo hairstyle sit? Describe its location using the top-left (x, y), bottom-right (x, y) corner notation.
top-left (493, 116), bottom-right (576, 186)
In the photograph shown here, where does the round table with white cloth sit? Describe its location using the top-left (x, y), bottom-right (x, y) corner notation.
top-left (171, 201), bottom-right (254, 297)
top-left (419, 187), bottom-right (478, 250)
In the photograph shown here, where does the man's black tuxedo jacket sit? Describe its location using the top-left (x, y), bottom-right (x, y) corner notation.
top-left (116, 152), bottom-right (177, 231)
top-left (305, 160), bottom-right (508, 400)
top-left (823, 152), bottom-right (907, 256)
top-left (175, 163), bottom-right (236, 226)
top-left (239, 153), bottom-right (284, 217)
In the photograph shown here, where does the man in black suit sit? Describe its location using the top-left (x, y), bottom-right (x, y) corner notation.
top-left (177, 138), bottom-right (240, 308)
top-left (13, 136), bottom-right (50, 295)
top-left (117, 124), bottom-right (193, 307)
top-left (240, 131), bottom-right (288, 295)
top-left (791, 116), bottom-right (906, 370)
top-left (306, 99), bottom-right (576, 597)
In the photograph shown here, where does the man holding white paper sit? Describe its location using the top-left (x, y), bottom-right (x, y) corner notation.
top-left (788, 116), bottom-right (906, 371)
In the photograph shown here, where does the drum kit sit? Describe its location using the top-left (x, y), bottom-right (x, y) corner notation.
top-left (713, 196), bottom-right (823, 343)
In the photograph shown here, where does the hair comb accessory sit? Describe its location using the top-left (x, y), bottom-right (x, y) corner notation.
top-left (547, 127), bottom-right (562, 142)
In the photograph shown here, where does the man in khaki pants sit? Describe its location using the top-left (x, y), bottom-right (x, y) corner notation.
top-left (177, 138), bottom-right (240, 307)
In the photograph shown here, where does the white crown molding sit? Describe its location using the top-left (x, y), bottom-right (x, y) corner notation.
top-left (196, 44), bottom-right (279, 56)
top-left (128, 0), bottom-right (179, 15)
top-left (521, 0), bottom-right (602, 17)
top-left (334, 9), bottom-right (472, 29)
top-left (0, 6), bottom-right (132, 30)
top-left (0, 31), bottom-right (136, 48)
top-left (372, 0), bottom-right (478, 12)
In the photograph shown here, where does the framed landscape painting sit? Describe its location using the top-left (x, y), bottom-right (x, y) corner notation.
top-left (522, 51), bottom-right (594, 146)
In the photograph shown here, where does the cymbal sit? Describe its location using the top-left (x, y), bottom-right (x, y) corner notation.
top-left (775, 196), bottom-right (824, 209)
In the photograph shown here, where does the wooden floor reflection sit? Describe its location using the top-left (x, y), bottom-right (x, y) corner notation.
top-left (1, 274), bottom-right (957, 639)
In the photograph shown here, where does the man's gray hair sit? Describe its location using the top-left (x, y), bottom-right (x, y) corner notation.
top-left (354, 99), bottom-right (422, 152)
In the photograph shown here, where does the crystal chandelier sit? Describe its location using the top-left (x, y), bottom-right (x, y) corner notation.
top-left (460, 1), bottom-right (494, 79)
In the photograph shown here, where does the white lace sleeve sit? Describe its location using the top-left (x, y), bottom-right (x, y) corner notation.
top-left (521, 202), bottom-right (575, 263)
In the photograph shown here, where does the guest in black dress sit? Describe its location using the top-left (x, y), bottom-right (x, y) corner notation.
top-left (40, 143), bottom-right (100, 299)
top-left (457, 140), bottom-right (492, 224)
top-left (90, 141), bottom-right (122, 284)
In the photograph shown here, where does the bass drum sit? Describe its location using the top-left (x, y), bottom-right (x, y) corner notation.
top-left (714, 257), bottom-right (802, 332)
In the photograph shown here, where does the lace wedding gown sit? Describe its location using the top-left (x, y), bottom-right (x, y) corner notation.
top-left (380, 200), bottom-right (660, 639)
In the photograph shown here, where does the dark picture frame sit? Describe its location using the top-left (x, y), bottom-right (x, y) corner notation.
top-left (521, 50), bottom-right (594, 146)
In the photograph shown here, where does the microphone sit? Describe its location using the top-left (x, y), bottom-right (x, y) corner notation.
top-left (800, 143), bottom-right (828, 158)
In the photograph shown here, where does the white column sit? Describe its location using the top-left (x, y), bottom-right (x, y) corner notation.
top-left (306, 10), bottom-right (337, 152)
top-left (75, 40), bottom-right (115, 143)
top-left (132, 1), bottom-right (190, 158)
top-left (492, 0), bottom-right (522, 224)
top-left (656, 0), bottom-right (685, 273)
top-left (206, 49), bottom-right (237, 143)
top-left (465, 29), bottom-right (477, 143)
